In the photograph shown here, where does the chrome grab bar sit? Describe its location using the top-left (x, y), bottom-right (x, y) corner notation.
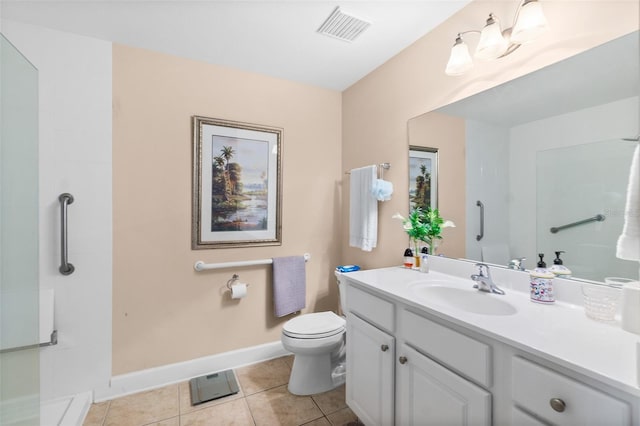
top-left (550, 214), bottom-right (605, 234)
top-left (476, 200), bottom-right (484, 241)
top-left (59, 193), bottom-right (75, 275)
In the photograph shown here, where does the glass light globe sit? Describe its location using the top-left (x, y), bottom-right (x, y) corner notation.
top-left (511, 0), bottom-right (549, 44)
top-left (475, 14), bottom-right (508, 60)
top-left (445, 37), bottom-right (473, 76)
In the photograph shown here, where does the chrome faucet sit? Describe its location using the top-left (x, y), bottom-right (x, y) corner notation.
top-left (508, 257), bottom-right (526, 271)
top-left (471, 263), bottom-right (505, 295)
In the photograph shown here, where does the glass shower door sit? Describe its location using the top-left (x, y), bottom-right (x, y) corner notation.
top-left (0, 34), bottom-right (40, 425)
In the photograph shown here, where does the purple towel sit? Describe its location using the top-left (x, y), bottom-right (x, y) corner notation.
top-left (273, 256), bottom-right (306, 317)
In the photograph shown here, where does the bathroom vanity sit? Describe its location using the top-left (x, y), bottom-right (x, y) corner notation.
top-left (341, 257), bottom-right (640, 425)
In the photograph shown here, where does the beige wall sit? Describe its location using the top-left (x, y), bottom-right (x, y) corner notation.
top-left (408, 112), bottom-right (466, 258)
top-left (342, 0), bottom-right (639, 269)
top-left (112, 0), bottom-right (638, 375)
top-left (113, 45), bottom-right (342, 374)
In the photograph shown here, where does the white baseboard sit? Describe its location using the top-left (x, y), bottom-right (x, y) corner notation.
top-left (93, 341), bottom-right (289, 402)
top-left (0, 394), bottom-right (38, 425)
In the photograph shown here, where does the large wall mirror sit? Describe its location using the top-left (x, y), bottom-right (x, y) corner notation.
top-left (408, 31), bottom-right (639, 283)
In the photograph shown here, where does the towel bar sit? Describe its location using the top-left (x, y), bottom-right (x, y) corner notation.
top-left (195, 253), bottom-right (311, 271)
top-left (345, 162), bottom-right (391, 178)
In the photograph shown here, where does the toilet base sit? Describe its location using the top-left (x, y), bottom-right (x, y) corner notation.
top-left (288, 352), bottom-right (337, 396)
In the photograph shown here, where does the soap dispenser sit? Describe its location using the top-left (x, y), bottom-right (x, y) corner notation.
top-left (419, 247), bottom-right (429, 273)
top-left (403, 248), bottom-right (414, 268)
top-left (550, 251), bottom-right (572, 279)
top-left (529, 253), bottom-right (555, 303)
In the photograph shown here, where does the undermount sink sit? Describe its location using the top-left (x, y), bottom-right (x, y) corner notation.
top-left (410, 284), bottom-right (517, 316)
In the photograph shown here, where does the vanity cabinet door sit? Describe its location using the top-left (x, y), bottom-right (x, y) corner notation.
top-left (346, 312), bottom-right (395, 426)
top-left (397, 344), bottom-right (491, 426)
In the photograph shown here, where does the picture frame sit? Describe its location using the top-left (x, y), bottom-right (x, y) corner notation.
top-left (409, 146), bottom-right (438, 211)
top-left (192, 116), bottom-right (282, 249)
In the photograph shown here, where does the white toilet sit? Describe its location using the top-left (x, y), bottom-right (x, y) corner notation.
top-left (281, 273), bottom-right (347, 395)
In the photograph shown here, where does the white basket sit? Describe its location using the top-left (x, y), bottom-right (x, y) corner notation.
top-left (581, 284), bottom-right (621, 322)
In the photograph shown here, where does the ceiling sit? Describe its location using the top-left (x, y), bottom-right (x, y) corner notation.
top-left (1, 1), bottom-right (471, 91)
top-left (437, 31), bottom-right (640, 126)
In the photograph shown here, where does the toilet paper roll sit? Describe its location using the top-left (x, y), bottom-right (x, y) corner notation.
top-left (231, 283), bottom-right (248, 300)
top-left (621, 282), bottom-right (640, 335)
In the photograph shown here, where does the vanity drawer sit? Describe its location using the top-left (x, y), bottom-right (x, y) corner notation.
top-left (512, 356), bottom-right (631, 425)
top-left (511, 407), bottom-right (547, 425)
top-left (401, 310), bottom-right (492, 387)
top-left (346, 284), bottom-right (394, 332)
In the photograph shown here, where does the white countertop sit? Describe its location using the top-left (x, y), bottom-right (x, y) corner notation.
top-left (341, 259), bottom-right (640, 397)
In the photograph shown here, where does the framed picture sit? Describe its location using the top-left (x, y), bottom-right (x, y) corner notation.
top-left (192, 116), bottom-right (282, 249)
top-left (409, 146), bottom-right (438, 211)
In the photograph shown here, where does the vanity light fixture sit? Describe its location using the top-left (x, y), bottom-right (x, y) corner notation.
top-left (445, 0), bottom-right (549, 76)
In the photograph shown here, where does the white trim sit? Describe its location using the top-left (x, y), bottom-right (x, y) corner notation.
top-left (59, 392), bottom-right (92, 426)
top-left (0, 394), bottom-right (39, 425)
top-left (1, 391), bottom-right (91, 425)
top-left (93, 341), bottom-right (289, 402)
top-left (40, 392), bottom-right (92, 426)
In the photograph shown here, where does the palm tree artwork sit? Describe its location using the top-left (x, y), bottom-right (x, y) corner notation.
top-left (410, 160), bottom-right (432, 211)
top-left (210, 136), bottom-right (269, 232)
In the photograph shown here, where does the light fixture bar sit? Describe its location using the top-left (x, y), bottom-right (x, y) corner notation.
top-left (444, 0), bottom-right (549, 76)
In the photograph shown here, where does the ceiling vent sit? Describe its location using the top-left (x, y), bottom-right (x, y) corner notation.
top-left (317, 7), bottom-right (371, 42)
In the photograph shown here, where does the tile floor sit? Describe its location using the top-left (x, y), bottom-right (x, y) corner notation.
top-left (83, 356), bottom-right (360, 426)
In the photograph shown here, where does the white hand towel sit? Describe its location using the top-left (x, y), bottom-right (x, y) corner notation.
top-left (616, 145), bottom-right (640, 261)
top-left (349, 165), bottom-right (378, 251)
top-left (371, 179), bottom-right (394, 201)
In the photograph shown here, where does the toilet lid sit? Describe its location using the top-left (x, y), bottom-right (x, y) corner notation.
top-left (283, 311), bottom-right (345, 339)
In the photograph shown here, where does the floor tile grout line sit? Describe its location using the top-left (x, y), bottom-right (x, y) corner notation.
top-left (235, 364), bottom-right (259, 426)
top-left (235, 357), bottom-right (291, 394)
top-left (172, 383), bottom-right (180, 425)
top-left (242, 381), bottom-right (290, 398)
top-left (247, 395), bottom-right (259, 426)
top-left (88, 356), bottom-right (353, 426)
top-left (242, 390), bottom-right (259, 426)
top-left (307, 393), bottom-right (328, 425)
top-left (100, 400), bottom-right (111, 426)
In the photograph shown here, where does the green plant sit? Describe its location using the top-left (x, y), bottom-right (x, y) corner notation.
top-left (393, 207), bottom-right (455, 254)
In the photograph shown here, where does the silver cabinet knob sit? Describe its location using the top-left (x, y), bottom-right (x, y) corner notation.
top-left (381, 344), bottom-right (389, 352)
top-left (550, 398), bottom-right (566, 413)
top-left (399, 356), bottom-right (408, 364)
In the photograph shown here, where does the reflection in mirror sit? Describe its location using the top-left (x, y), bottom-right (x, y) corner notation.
top-left (537, 139), bottom-right (637, 281)
top-left (408, 31), bottom-right (639, 283)
top-left (409, 147), bottom-right (438, 211)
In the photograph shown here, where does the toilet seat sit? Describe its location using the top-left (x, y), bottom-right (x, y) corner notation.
top-left (282, 311), bottom-right (346, 339)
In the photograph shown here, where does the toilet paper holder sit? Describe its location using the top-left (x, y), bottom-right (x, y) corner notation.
top-left (226, 274), bottom-right (249, 290)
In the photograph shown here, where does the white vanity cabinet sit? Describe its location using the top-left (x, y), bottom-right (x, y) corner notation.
top-left (346, 312), bottom-right (395, 425)
top-left (396, 343), bottom-right (491, 425)
top-left (345, 282), bottom-right (492, 425)
top-left (345, 284), bottom-right (397, 425)
top-left (396, 309), bottom-right (492, 425)
top-left (342, 276), bottom-right (638, 426)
